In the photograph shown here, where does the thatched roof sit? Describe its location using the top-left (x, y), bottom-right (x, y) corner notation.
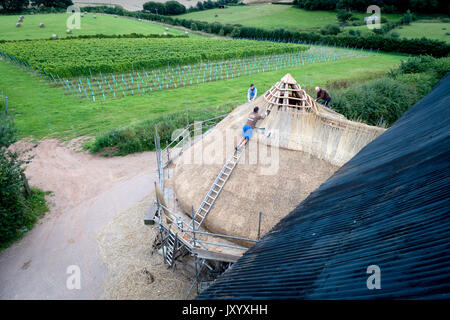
top-left (169, 74), bottom-right (385, 244)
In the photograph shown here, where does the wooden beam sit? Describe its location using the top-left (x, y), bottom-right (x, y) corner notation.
top-left (192, 247), bottom-right (243, 263)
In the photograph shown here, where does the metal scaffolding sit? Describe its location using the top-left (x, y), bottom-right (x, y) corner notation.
top-left (150, 112), bottom-right (262, 297)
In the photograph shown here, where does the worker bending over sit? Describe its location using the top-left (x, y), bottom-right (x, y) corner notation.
top-left (315, 86), bottom-right (332, 107)
top-left (235, 106), bottom-right (266, 152)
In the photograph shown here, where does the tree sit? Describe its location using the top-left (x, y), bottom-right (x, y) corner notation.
top-left (31, 0), bottom-right (73, 8)
top-left (0, 0), bottom-right (29, 12)
top-left (196, 1), bottom-right (204, 10)
top-left (165, 1), bottom-right (186, 15)
top-left (337, 9), bottom-right (353, 31)
top-left (143, 1), bottom-right (166, 15)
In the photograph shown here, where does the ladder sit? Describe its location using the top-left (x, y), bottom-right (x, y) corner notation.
top-left (191, 144), bottom-right (247, 230)
top-left (164, 232), bottom-right (178, 267)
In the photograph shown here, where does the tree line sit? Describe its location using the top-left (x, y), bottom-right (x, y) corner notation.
top-left (0, 0), bottom-right (73, 12)
top-left (293, 0), bottom-right (449, 14)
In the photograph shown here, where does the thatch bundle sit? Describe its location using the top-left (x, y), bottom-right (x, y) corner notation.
top-left (169, 74), bottom-right (385, 244)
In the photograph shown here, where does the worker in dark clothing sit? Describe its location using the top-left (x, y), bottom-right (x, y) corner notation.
top-left (315, 86), bottom-right (331, 107)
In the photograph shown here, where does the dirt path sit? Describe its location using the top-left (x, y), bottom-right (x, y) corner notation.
top-left (0, 139), bottom-right (187, 299)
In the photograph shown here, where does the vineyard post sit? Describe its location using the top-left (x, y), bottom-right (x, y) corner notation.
top-left (186, 101), bottom-right (189, 128)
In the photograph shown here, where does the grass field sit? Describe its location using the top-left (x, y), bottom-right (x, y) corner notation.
top-left (0, 13), bottom-right (201, 40)
top-left (0, 51), bottom-right (404, 140)
top-left (388, 22), bottom-right (450, 43)
top-left (178, 4), bottom-right (402, 31)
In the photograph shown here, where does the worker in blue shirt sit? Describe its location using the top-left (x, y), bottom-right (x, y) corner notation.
top-left (248, 83), bottom-right (257, 102)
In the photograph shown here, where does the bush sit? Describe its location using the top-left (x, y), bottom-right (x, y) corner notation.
top-left (0, 103), bottom-right (48, 248)
top-left (331, 56), bottom-right (450, 126)
top-left (320, 24), bottom-right (341, 35)
top-left (394, 55), bottom-right (450, 78)
top-left (165, 1), bottom-right (186, 15)
top-left (230, 26), bottom-right (241, 38)
top-left (88, 107), bottom-right (233, 156)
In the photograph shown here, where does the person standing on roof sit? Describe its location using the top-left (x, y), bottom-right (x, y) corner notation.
top-left (235, 106), bottom-right (266, 152)
top-left (315, 86), bottom-right (332, 107)
top-left (248, 84), bottom-right (257, 102)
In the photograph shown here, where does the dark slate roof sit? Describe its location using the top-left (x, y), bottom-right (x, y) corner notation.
top-left (198, 74), bottom-right (450, 300)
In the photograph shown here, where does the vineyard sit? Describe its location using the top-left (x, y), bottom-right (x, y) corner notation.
top-left (59, 45), bottom-right (371, 102)
top-left (0, 38), bottom-right (305, 77)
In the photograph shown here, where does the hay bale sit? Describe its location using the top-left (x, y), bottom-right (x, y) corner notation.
top-left (39, 23), bottom-right (45, 28)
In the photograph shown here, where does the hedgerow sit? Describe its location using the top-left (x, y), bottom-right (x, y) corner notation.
top-left (79, 6), bottom-right (450, 57)
top-left (88, 106), bottom-right (234, 156)
top-left (330, 56), bottom-right (450, 126)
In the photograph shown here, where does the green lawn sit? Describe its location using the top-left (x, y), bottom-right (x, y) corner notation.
top-left (0, 51), bottom-right (404, 140)
top-left (0, 13), bottom-right (201, 40)
top-left (178, 4), bottom-right (402, 31)
top-left (388, 22), bottom-right (450, 43)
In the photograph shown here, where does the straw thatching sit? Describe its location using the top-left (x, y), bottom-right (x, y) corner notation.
top-left (169, 74), bottom-right (385, 245)
top-left (97, 196), bottom-right (191, 299)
